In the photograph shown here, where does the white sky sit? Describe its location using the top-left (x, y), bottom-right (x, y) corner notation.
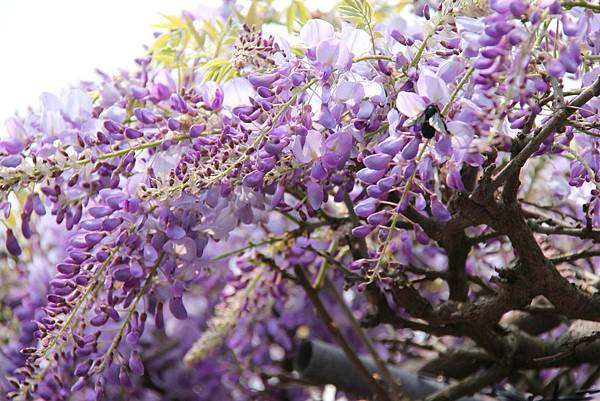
top-left (0, 0), bottom-right (336, 127)
top-left (0, 0), bottom-right (220, 124)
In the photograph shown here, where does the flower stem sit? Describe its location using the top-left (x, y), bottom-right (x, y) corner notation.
top-left (410, 34), bottom-right (432, 68)
top-left (368, 138), bottom-right (430, 283)
top-left (442, 66), bottom-right (474, 116)
top-left (312, 238), bottom-right (338, 289)
top-left (96, 252), bottom-right (165, 373)
top-left (1, 133), bottom-right (194, 189)
top-left (562, 1), bottom-right (600, 11)
top-left (206, 78), bottom-right (318, 185)
top-left (18, 244), bottom-right (121, 399)
top-left (353, 55), bottom-right (393, 63)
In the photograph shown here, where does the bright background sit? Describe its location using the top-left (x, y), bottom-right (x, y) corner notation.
top-left (0, 0), bottom-right (336, 127)
top-left (0, 0), bottom-right (205, 124)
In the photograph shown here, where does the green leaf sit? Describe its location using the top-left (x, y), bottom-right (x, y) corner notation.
top-left (89, 90), bottom-right (101, 104)
top-left (294, 1), bottom-right (311, 23)
top-left (286, 2), bottom-right (296, 33)
top-left (232, 8), bottom-right (245, 24)
top-left (202, 57), bottom-right (238, 84)
top-left (222, 66), bottom-right (237, 82)
top-left (290, 44), bottom-right (305, 57)
top-left (158, 14), bottom-right (188, 30)
top-left (245, 0), bottom-right (259, 25)
top-left (154, 52), bottom-right (176, 65)
top-left (338, 0), bottom-right (373, 30)
top-left (215, 64), bottom-right (232, 82)
top-left (183, 14), bottom-right (205, 49)
top-left (286, 0), bottom-right (311, 34)
top-left (202, 20), bottom-right (220, 42)
top-left (201, 17), bottom-right (237, 58)
top-left (148, 32), bottom-right (173, 54)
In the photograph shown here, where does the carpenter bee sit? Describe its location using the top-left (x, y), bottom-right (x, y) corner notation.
top-left (404, 104), bottom-right (448, 139)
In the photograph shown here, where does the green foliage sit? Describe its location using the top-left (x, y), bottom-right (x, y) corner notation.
top-left (202, 17), bottom-right (237, 58)
top-left (148, 13), bottom-right (239, 83)
top-left (145, 1), bottom-right (403, 83)
top-left (148, 30), bottom-right (184, 66)
top-left (338, 0), bottom-right (374, 31)
top-left (202, 57), bottom-right (238, 83)
top-left (200, 17), bottom-right (239, 82)
top-left (183, 14), bottom-right (205, 49)
top-left (286, 0), bottom-right (312, 33)
top-left (372, 0), bottom-right (410, 21)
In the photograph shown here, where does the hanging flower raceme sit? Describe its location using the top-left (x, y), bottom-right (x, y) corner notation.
top-left (3, 1), bottom-right (600, 400)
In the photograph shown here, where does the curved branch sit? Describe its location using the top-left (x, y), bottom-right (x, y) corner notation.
top-left (492, 75), bottom-right (600, 189)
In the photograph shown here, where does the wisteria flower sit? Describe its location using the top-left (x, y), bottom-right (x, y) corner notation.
top-left (299, 19), bottom-right (335, 48)
top-left (5, 2), bottom-right (600, 401)
top-left (1, 117), bottom-right (30, 154)
top-left (292, 130), bottom-right (323, 163)
top-left (396, 70), bottom-right (450, 120)
top-left (222, 77), bottom-right (255, 109)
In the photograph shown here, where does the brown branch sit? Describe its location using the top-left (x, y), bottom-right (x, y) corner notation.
top-left (532, 331), bottom-right (600, 365)
top-left (550, 249), bottom-right (600, 264)
top-left (431, 278), bottom-right (532, 327)
top-left (528, 222), bottom-right (600, 241)
top-left (424, 366), bottom-right (508, 401)
top-left (492, 75), bottom-right (600, 189)
top-left (402, 205), bottom-right (443, 241)
top-left (370, 311), bottom-right (455, 336)
top-left (442, 232), bottom-right (470, 301)
top-left (419, 347), bottom-right (496, 380)
top-left (361, 283), bottom-right (456, 337)
top-left (466, 231), bottom-right (505, 246)
top-left (293, 266), bottom-right (397, 401)
top-left (389, 279), bottom-right (436, 321)
top-left (323, 276), bottom-right (405, 399)
top-left (501, 109), bottom-right (538, 205)
top-left (473, 201), bottom-right (600, 325)
top-left (521, 200), bottom-right (581, 224)
top-left (506, 311), bottom-right (565, 336)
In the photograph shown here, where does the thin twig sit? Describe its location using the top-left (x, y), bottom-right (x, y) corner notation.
top-left (551, 249), bottom-right (600, 264)
top-left (492, 75), bottom-right (600, 189)
top-left (323, 276), bottom-right (405, 399)
top-left (293, 265), bottom-right (396, 401)
top-left (425, 366), bottom-right (508, 401)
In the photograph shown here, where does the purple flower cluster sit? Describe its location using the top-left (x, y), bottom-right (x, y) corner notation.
top-left (4, 0), bottom-right (600, 399)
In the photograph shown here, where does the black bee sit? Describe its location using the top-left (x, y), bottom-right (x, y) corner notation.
top-left (404, 104), bottom-right (448, 139)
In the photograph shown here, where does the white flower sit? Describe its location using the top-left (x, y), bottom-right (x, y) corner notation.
top-left (292, 130), bottom-right (323, 163)
top-left (300, 19), bottom-right (335, 48)
top-left (222, 78), bottom-right (255, 109)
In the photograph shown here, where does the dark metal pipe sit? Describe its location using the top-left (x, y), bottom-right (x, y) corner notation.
top-left (294, 339), bottom-right (481, 401)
